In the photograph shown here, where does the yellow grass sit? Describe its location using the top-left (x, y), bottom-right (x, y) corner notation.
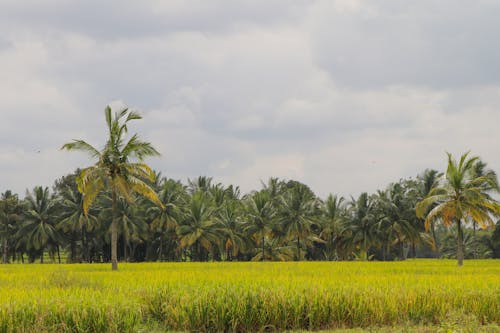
top-left (0, 260), bottom-right (499, 332)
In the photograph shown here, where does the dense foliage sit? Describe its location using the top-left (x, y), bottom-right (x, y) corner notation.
top-left (1, 170), bottom-right (500, 264)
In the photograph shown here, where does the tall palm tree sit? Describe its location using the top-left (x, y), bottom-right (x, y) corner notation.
top-left (416, 152), bottom-right (500, 266)
top-left (62, 106), bottom-right (163, 270)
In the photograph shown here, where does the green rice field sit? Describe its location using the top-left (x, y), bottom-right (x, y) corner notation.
top-left (0, 260), bottom-right (499, 332)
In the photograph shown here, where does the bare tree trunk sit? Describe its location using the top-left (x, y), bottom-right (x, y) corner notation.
top-left (111, 191), bottom-right (118, 270)
top-left (457, 220), bottom-right (464, 266)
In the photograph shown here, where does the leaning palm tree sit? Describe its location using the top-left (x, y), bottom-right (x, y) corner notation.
top-left (416, 152), bottom-right (500, 266)
top-left (61, 106), bottom-right (163, 270)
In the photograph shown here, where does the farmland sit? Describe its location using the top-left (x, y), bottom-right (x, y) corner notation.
top-left (0, 260), bottom-right (499, 332)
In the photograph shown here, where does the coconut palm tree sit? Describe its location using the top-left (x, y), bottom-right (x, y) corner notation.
top-left (177, 191), bottom-right (222, 261)
top-left (148, 178), bottom-right (186, 261)
top-left (57, 184), bottom-right (98, 262)
top-left (216, 199), bottom-right (247, 261)
top-left (0, 191), bottom-right (23, 263)
top-left (61, 105), bottom-right (163, 270)
top-left (278, 182), bottom-right (318, 261)
top-left (343, 192), bottom-right (378, 260)
top-left (319, 194), bottom-right (346, 260)
top-left (243, 191), bottom-right (276, 261)
top-left (17, 186), bottom-right (61, 263)
top-left (416, 152), bottom-right (500, 266)
top-left (415, 169), bottom-right (443, 254)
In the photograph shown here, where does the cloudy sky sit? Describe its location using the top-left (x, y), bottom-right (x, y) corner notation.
top-left (1, 0), bottom-right (500, 198)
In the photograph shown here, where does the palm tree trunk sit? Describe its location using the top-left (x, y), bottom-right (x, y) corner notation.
top-left (296, 235), bottom-right (300, 261)
top-left (457, 219), bottom-right (464, 266)
top-left (111, 190), bottom-right (118, 270)
top-left (2, 240), bottom-right (8, 264)
top-left (82, 226), bottom-right (88, 263)
top-left (57, 245), bottom-right (61, 264)
top-left (473, 221), bottom-right (477, 259)
top-left (430, 220), bottom-right (439, 258)
top-left (262, 234), bottom-right (265, 261)
top-left (123, 236), bottom-right (127, 262)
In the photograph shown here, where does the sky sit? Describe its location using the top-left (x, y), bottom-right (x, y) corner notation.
top-left (1, 0), bottom-right (500, 199)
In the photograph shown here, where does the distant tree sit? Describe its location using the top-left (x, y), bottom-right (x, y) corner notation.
top-left (278, 182), bottom-right (318, 261)
top-left (17, 187), bottom-right (60, 263)
top-left (0, 191), bottom-right (23, 263)
top-left (177, 191), bottom-right (222, 261)
top-left (243, 191), bottom-right (276, 261)
top-left (56, 184), bottom-right (98, 262)
top-left (319, 194), bottom-right (346, 260)
top-left (343, 193), bottom-right (378, 260)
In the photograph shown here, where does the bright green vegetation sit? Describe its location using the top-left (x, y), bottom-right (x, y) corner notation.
top-left (0, 260), bottom-right (498, 332)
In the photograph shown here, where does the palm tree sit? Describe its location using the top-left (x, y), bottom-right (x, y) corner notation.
top-left (17, 186), bottom-right (61, 263)
top-left (375, 183), bottom-right (420, 260)
top-left (177, 191), bottom-right (222, 261)
top-left (216, 199), bottom-right (247, 261)
top-left (57, 184), bottom-right (98, 262)
top-left (469, 161), bottom-right (498, 258)
top-left (278, 182), bottom-right (318, 261)
top-left (343, 192), bottom-right (378, 260)
top-left (148, 178), bottom-right (186, 261)
top-left (416, 169), bottom-right (443, 254)
top-left (243, 191), bottom-right (276, 261)
top-left (416, 152), bottom-right (500, 266)
top-left (61, 106), bottom-right (163, 270)
top-left (319, 194), bottom-right (346, 260)
top-left (0, 191), bottom-right (23, 263)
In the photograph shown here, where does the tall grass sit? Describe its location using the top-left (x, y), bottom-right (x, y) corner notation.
top-left (0, 260), bottom-right (498, 332)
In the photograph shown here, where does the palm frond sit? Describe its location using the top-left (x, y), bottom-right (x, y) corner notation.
top-left (61, 140), bottom-right (100, 159)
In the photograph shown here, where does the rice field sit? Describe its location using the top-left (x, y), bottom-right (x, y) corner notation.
top-left (0, 260), bottom-right (499, 332)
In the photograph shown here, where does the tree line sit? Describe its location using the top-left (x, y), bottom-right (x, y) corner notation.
top-left (1, 170), bottom-right (499, 264)
top-left (1, 106), bottom-right (499, 266)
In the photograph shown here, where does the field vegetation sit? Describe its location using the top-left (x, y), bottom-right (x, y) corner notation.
top-left (0, 261), bottom-right (499, 332)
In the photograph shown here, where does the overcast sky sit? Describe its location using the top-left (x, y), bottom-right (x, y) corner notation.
top-left (1, 0), bottom-right (500, 199)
